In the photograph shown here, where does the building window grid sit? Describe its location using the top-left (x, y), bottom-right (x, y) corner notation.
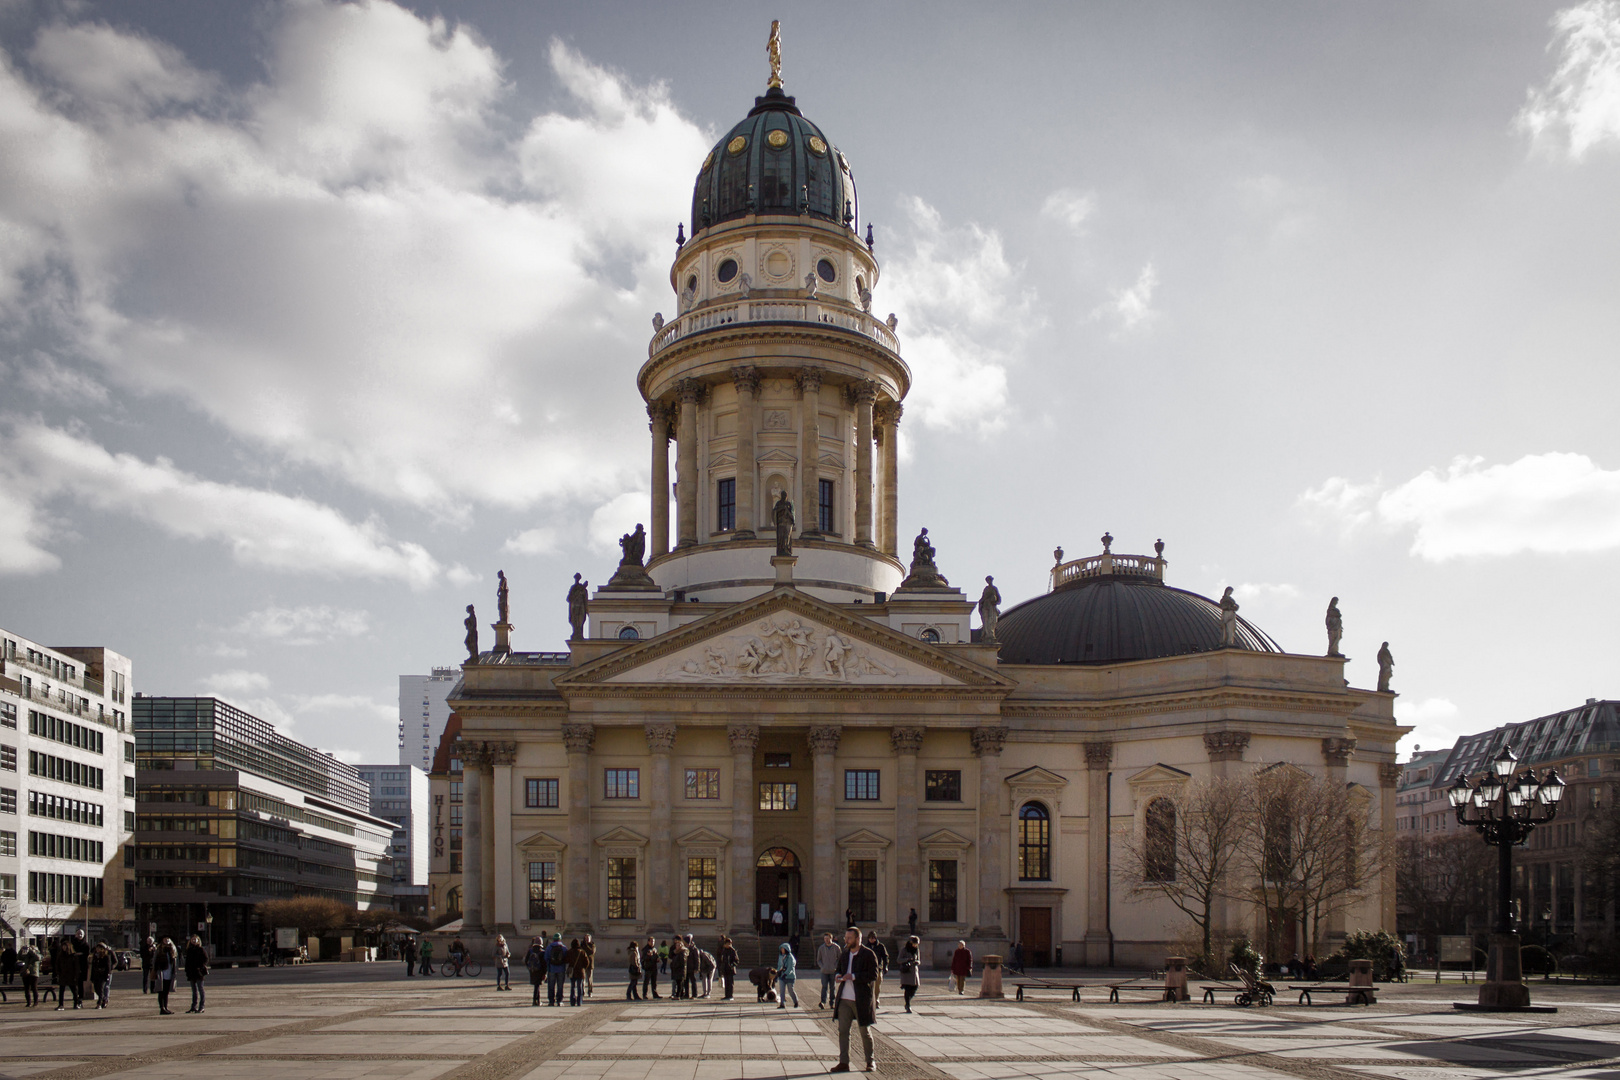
top-left (525, 778), bottom-right (560, 808)
top-left (758, 782), bottom-right (798, 810)
top-left (0, 745), bottom-right (13, 772)
top-left (925, 770), bottom-right (961, 802)
top-left (0, 830), bottom-right (14, 857)
top-left (717, 478), bottom-right (736, 533)
top-left (1019, 802), bottom-right (1051, 881)
top-left (606, 856), bottom-right (637, 919)
top-left (685, 768), bottom-right (720, 800)
top-left (28, 710), bottom-right (105, 755)
top-left (528, 860), bottom-right (557, 920)
top-left (848, 858), bottom-right (877, 923)
top-left (604, 769), bottom-right (640, 800)
top-left (687, 856), bottom-right (718, 919)
top-left (27, 751), bottom-right (103, 791)
top-left (818, 478), bottom-right (836, 533)
top-left (844, 769), bottom-right (880, 801)
top-left (928, 859), bottom-right (957, 922)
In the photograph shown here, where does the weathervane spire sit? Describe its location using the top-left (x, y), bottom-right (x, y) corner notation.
top-left (767, 20), bottom-right (783, 89)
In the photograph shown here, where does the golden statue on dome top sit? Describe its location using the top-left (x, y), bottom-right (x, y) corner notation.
top-left (767, 20), bottom-right (783, 89)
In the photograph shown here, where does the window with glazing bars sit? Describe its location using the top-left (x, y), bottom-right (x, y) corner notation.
top-left (526, 778), bottom-right (559, 808)
top-left (528, 860), bottom-right (557, 920)
top-left (819, 478), bottom-right (835, 533)
top-left (607, 857), bottom-right (636, 919)
top-left (844, 769), bottom-right (880, 801)
top-left (928, 859), bottom-right (957, 922)
top-left (717, 478), bottom-right (736, 532)
top-left (687, 856), bottom-right (717, 919)
top-left (759, 782), bottom-right (797, 810)
top-left (685, 768), bottom-right (720, 799)
top-left (604, 769), bottom-right (639, 799)
top-left (848, 859), bottom-right (877, 922)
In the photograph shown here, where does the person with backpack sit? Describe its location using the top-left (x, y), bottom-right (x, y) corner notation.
top-left (184, 934), bottom-right (210, 1013)
top-left (568, 938), bottom-right (588, 1006)
top-left (626, 941), bottom-right (643, 1000)
top-left (545, 933), bottom-right (568, 1006)
top-left (524, 937), bottom-right (546, 1006)
top-left (899, 935), bottom-right (922, 1013)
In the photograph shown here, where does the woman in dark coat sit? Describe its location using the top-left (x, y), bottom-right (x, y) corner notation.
top-left (53, 939), bottom-right (80, 1011)
top-left (154, 937), bottom-right (178, 1014)
top-left (899, 935), bottom-right (921, 1012)
top-left (524, 937), bottom-right (546, 1006)
top-left (567, 939), bottom-right (587, 1006)
top-left (184, 935), bottom-right (210, 1013)
top-left (625, 942), bottom-right (643, 1000)
top-left (717, 935), bottom-right (739, 1000)
top-left (668, 940), bottom-right (687, 1000)
top-left (90, 942), bottom-right (115, 1009)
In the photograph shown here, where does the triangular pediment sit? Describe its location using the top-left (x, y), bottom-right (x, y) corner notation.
top-left (1127, 763), bottom-right (1192, 786)
top-left (1006, 766), bottom-right (1068, 789)
top-left (919, 828), bottom-right (973, 850)
top-left (710, 452), bottom-right (737, 467)
top-left (593, 826), bottom-right (649, 847)
top-left (758, 448), bottom-right (799, 463)
top-left (837, 828), bottom-right (892, 849)
top-left (554, 587), bottom-right (1011, 692)
top-left (517, 829), bottom-right (567, 852)
top-left (675, 825), bottom-right (732, 847)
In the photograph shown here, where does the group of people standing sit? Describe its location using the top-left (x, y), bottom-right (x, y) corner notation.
top-left (627, 933), bottom-right (736, 1001)
top-left (523, 932), bottom-right (595, 1005)
top-left (0, 930), bottom-right (118, 1010)
top-left (140, 934), bottom-right (211, 1014)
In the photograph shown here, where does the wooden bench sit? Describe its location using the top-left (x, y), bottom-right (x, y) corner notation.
top-left (1012, 981), bottom-right (1085, 1002)
top-left (1291, 983), bottom-right (1376, 1006)
top-left (1105, 978), bottom-right (1175, 1004)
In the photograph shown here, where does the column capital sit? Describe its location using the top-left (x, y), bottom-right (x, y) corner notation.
top-left (1378, 761), bottom-right (1403, 788)
top-left (795, 367), bottom-right (823, 396)
top-left (645, 722), bottom-right (677, 754)
top-left (489, 741), bottom-right (517, 767)
top-left (648, 400), bottom-right (675, 431)
top-left (562, 723), bottom-right (596, 754)
top-left (1322, 736), bottom-right (1358, 765)
top-left (807, 724), bottom-right (842, 756)
top-left (727, 723), bottom-right (760, 754)
top-left (874, 400), bottom-right (903, 427)
top-left (458, 740), bottom-right (489, 768)
top-left (676, 377), bottom-right (705, 405)
top-left (731, 365), bottom-right (761, 396)
top-left (970, 726), bottom-right (1008, 757)
top-left (845, 379), bottom-right (878, 406)
top-left (890, 726), bottom-right (925, 755)
top-left (1083, 741), bottom-right (1113, 770)
top-left (1203, 730), bottom-right (1251, 763)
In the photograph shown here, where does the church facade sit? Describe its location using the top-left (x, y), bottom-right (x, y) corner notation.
top-left (449, 50), bottom-right (1402, 967)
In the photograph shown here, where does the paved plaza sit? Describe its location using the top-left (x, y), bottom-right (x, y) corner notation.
top-left (4, 967), bottom-right (1620, 1080)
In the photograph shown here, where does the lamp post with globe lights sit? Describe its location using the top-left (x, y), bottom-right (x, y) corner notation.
top-left (1447, 746), bottom-right (1564, 1010)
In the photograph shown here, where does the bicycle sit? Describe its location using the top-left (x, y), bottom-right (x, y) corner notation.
top-left (441, 958), bottom-right (482, 977)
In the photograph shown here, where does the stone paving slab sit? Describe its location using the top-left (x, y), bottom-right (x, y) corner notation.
top-left (209, 1031), bottom-right (529, 1056)
top-left (96, 1061), bottom-right (467, 1080)
top-left (0, 1062), bottom-right (90, 1078)
top-left (935, 1063), bottom-right (1297, 1080)
top-left (318, 1015), bottom-right (557, 1032)
top-left (893, 1033), bottom-right (1198, 1059)
top-left (0, 1033), bottom-right (192, 1056)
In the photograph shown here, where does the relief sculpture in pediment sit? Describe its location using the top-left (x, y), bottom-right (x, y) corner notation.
top-left (662, 616), bottom-right (903, 682)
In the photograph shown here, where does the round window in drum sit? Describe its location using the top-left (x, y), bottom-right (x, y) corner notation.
top-left (717, 258), bottom-right (739, 283)
top-left (816, 259), bottom-right (837, 283)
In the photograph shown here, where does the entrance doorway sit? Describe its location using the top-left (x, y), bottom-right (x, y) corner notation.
top-left (1019, 907), bottom-right (1053, 967)
top-left (756, 847), bottom-right (802, 937)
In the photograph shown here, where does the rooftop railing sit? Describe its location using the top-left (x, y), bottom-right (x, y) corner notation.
top-left (1050, 552), bottom-right (1167, 591)
top-left (650, 298), bottom-right (899, 357)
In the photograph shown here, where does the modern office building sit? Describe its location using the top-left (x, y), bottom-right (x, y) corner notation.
top-left (399, 667), bottom-right (458, 772)
top-left (356, 763), bottom-right (429, 916)
top-left (133, 695), bottom-right (397, 959)
top-left (0, 629), bottom-right (136, 942)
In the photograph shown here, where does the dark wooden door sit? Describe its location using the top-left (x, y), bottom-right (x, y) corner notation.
top-left (1020, 907), bottom-right (1052, 967)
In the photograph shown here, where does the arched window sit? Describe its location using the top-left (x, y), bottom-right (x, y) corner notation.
top-left (1144, 798), bottom-right (1177, 882)
top-left (1018, 802), bottom-right (1050, 881)
top-left (757, 847), bottom-right (799, 868)
top-left (618, 625), bottom-right (640, 641)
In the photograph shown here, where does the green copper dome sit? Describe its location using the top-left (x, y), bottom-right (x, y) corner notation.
top-left (690, 87), bottom-right (858, 234)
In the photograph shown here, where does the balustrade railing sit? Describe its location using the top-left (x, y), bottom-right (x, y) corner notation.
top-left (650, 298), bottom-right (899, 356)
top-left (1050, 552), bottom-right (1166, 591)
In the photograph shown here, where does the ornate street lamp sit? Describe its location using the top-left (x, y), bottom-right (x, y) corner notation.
top-left (1448, 746), bottom-right (1564, 1010)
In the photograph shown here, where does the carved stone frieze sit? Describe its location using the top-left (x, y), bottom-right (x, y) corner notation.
top-left (645, 723), bottom-right (677, 754)
top-left (561, 723), bottom-right (596, 754)
top-left (971, 726), bottom-right (1008, 757)
top-left (890, 726), bottom-right (926, 755)
top-left (651, 615), bottom-right (906, 683)
top-left (807, 725), bottom-right (842, 755)
top-left (1203, 730), bottom-right (1251, 763)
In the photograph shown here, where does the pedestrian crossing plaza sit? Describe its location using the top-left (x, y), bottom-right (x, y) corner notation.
top-left (3, 968), bottom-right (1620, 1080)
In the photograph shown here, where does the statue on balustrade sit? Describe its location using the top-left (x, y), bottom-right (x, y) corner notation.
top-left (773, 490), bottom-right (796, 556)
top-left (496, 570), bottom-right (510, 625)
top-left (463, 605), bottom-right (479, 663)
top-left (1325, 597), bottom-right (1343, 657)
top-left (1218, 587), bottom-right (1239, 647)
top-left (898, 527), bottom-right (949, 589)
top-left (978, 576), bottom-right (1002, 643)
top-left (1377, 641), bottom-right (1394, 693)
top-left (566, 573), bottom-right (590, 641)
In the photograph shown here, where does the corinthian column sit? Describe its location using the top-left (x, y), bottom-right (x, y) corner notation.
top-left (728, 724), bottom-right (760, 938)
top-left (891, 726), bottom-right (925, 932)
top-left (649, 403), bottom-right (672, 558)
top-left (563, 723), bottom-right (595, 933)
top-left (971, 726), bottom-right (1007, 940)
top-left (875, 401), bottom-right (902, 557)
top-left (489, 741), bottom-right (516, 929)
top-left (808, 725), bottom-right (842, 927)
top-left (647, 722), bottom-right (677, 932)
top-left (459, 741), bottom-right (488, 932)
top-left (851, 381), bottom-right (877, 548)
top-left (1083, 741), bottom-right (1113, 965)
top-left (797, 369), bottom-right (823, 536)
top-left (675, 379), bottom-right (702, 547)
top-left (732, 367), bottom-right (759, 539)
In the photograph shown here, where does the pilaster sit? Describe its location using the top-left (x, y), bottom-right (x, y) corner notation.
top-left (490, 741), bottom-right (516, 930)
top-left (675, 379), bottom-right (702, 547)
top-left (731, 367), bottom-right (760, 539)
top-left (875, 400), bottom-right (901, 557)
top-left (971, 726), bottom-right (1007, 940)
top-left (459, 741), bottom-right (488, 932)
top-left (649, 402), bottom-right (672, 558)
top-left (728, 723), bottom-right (760, 939)
top-left (809, 724), bottom-right (842, 928)
top-left (850, 380), bottom-right (877, 548)
top-left (563, 722), bottom-right (596, 934)
top-left (797, 369), bottom-right (823, 537)
top-left (1083, 740), bottom-right (1113, 965)
top-left (891, 725), bottom-right (924, 934)
top-left (647, 722), bottom-right (677, 932)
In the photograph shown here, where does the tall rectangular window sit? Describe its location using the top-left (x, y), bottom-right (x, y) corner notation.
top-left (819, 478), bottom-right (835, 533)
top-left (0, 789), bottom-right (14, 814)
top-left (604, 769), bottom-right (640, 799)
top-left (0, 831), bottom-right (14, 857)
top-left (685, 768), bottom-right (720, 800)
top-left (848, 859), bottom-right (877, 923)
top-left (687, 856), bottom-right (718, 919)
top-left (528, 860), bottom-right (557, 920)
top-left (759, 782), bottom-right (798, 810)
top-left (0, 745), bottom-right (14, 772)
top-left (0, 703), bottom-right (13, 728)
top-left (928, 859), bottom-right (958, 922)
top-left (925, 770), bottom-right (961, 802)
top-left (526, 778), bottom-right (559, 808)
top-left (717, 478), bottom-right (736, 532)
top-left (607, 857), bottom-right (637, 919)
top-left (845, 769), bottom-right (880, 801)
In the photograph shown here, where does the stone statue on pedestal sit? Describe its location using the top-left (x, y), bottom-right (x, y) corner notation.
top-left (773, 490), bottom-right (796, 556)
top-left (620, 525), bottom-right (646, 568)
top-left (496, 570), bottom-right (509, 625)
top-left (898, 527), bottom-right (950, 590)
top-left (566, 573), bottom-right (590, 641)
top-left (1218, 587), bottom-right (1239, 647)
top-left (1326, 597), bottom-right (1343, 657)
top-left (1377, 641), bottom-right (1394, 692)
top-left (978, 575), bottom-right (1002, 643)
top-left (491, 570), bottom-right (514, 655)
top-left (463, 604), bottom-right (479, 663)
top-left (605, 523), bottom-right (658, 590)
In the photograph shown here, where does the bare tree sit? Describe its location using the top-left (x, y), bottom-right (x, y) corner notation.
top-left (1397, 833), bottom-right (1496, 946)
top-left (1116, 774), bottom-right (1248, 966)
top-left (1236, 765), bottom-right (1307, 962)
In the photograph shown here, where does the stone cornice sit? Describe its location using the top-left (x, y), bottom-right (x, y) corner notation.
top-left (1000, 686), bottom-right (1373, 722)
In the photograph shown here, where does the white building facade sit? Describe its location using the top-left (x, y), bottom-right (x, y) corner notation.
top-left (357, 763), bottom-right (430, 914)
top-left (400, 668), bottom-right (459, 773)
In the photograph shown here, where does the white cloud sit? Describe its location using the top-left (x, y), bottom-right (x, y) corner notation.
top-left (504, 526), bottom-right (562, 557)
top-left (1093, 263), bottom-right (1159, 337)
top-left (8, 354), bottom-right (111, 406)
top-left (198, 669), bottom-right (270, 697)
top-left (1040, 187), bottom-right (1096, 230)
top-left (0, 422), bottom-right (460, 586)
top-left (293, 692), bottom-right (395, 722)
top-left (1518, 0), bottom-right (1620, 159)
top-left (1232, 582), bottom-right (1300, 605)
top-left (588, 492), bottom-right (648, 556)
top-left (883, 197), bottom-right (1036, 433)
top-left (1395, 697), bottom-right (1469, 754)
top-left (0, 5), bottom-right (710, 519)
top-left (231, 604), bottom-right (371, 645)
top-left (1301, 452), bottom-right (1620, 561)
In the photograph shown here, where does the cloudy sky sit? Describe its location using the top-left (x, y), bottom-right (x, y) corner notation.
top-left (1, 0), bottom-right (1617, 763)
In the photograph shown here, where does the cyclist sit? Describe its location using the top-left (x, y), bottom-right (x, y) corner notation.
top-left (449, 937), bottom-right (468, 976)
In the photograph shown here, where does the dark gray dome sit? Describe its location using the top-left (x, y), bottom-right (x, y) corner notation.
top-left (691, 88), bottom-right (857, 233)
top-left (995, 577), bottom-right (1283, 665)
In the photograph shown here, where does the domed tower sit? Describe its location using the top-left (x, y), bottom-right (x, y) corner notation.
top-left (640, 37), bottom-right (907, 604)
